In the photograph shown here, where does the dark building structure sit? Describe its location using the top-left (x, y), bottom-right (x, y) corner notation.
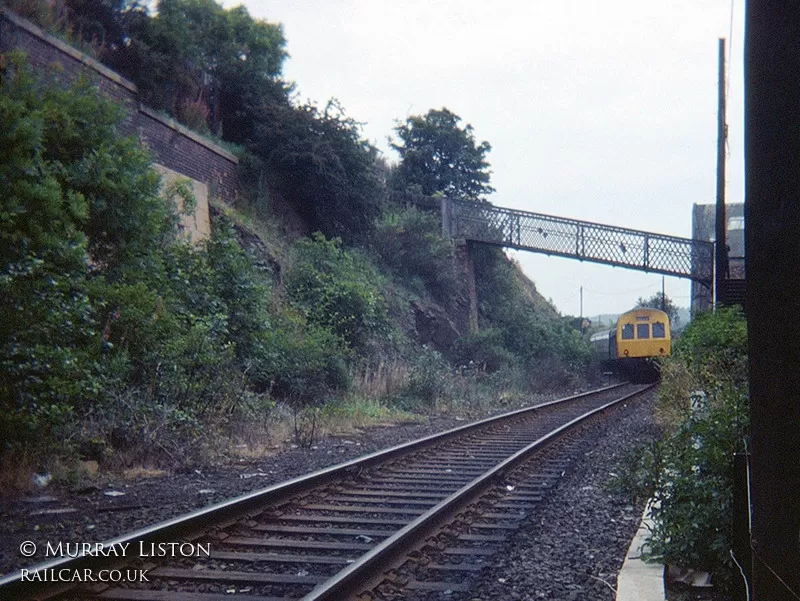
top-left (745, 2), bottom-right (800, 597)
top-left (691, 202), bottom-right (745, 314)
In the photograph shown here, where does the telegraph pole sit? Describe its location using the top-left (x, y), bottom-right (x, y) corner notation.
top-left (715, 38), bottom-right (728, 307)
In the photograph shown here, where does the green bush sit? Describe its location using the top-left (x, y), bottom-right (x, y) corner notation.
top-left (372, 207), bottom-right (459, 304)
top-left (86, 222), bottom-right (352, 456)
top-left (287, 233), bottom-right (389, 351)
top-left (253, 307), bottom-right (350, 403)
top-left (673, 307), bottom-right (748, 392)
top-left (93, 227), bottom-right (260, 412)
top-left (1, 54), bottom-right (299, 466)
top-left (0, 52), bottom-right (167, 454)
top-left (611, 308), bottom-right (749, 589)
top-left (205, 219), bottom-right (271, 360)
top-left (395, 346), bottom-right (454, 409)
top-left (251, 100), bottom-right (382, 242)
top-left (646, 389), bottom-right (745, 584)
top-left (453, 328), bottom-right (515, 372)
top-left (469, 245), bottom-right (593, 373)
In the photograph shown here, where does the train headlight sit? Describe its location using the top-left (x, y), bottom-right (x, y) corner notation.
top-left (623, 349), bottom-right (629, 356)
top-left (659, 348), bottom-right (664, 354)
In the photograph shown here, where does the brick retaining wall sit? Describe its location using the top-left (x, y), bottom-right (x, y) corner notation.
top-left (0, 9), bottom-right (239, 205)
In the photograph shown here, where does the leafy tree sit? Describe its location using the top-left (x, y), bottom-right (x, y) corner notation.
top-left (0, 52), bottom-right (171, 449)
top-left (62, 0), bottom-right (136, 51)
top-left (391, 108), bottom-right (494, 200)
top-left (153, 0), bottom-right (286, 80)
top-left (635, 291), bottom-right (680, 329)
top-left (153, 0), bottom-right (287, 136)
top-left (251, 99), bottom-right (382, 241)
top-left (51, 0), bottom-right (377, 242)
top-left (90, 0), bottom-right (288, 136)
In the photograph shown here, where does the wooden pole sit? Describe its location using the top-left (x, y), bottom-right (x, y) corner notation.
top-left (715, 38), bottom-right (728, 307)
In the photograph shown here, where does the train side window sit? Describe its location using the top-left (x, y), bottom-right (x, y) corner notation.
top-left (637, 323), bottom-right (650, 339)
top-left (621, 324), bottom-right (634, 339)
top-left (653, 322), bottom-right (666, 338)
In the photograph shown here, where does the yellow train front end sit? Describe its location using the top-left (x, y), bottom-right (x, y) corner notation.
top-left (616, 308), bottom-right (671, 382)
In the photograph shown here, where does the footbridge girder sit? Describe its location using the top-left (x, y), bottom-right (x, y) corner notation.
top-left (441, 198), bottom-right (714, 288)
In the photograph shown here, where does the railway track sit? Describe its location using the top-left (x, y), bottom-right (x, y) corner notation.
top-left (0, 382), bottom-right (652, 601)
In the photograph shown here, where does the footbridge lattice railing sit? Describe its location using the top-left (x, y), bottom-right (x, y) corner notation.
top-left (442, 198), bottom-right (714, 288)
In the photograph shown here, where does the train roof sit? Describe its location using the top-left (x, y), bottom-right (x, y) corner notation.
top-left (618, 307), bottom-right (670, 320)
top-left (589, 329), bottom-right (614, 342)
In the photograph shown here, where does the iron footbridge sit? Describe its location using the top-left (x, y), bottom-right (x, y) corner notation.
top-left (441, 198), bottom-right (714, 288)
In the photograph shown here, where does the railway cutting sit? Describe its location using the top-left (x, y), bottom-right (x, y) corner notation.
top-left (0, 383), bottom-right (653, 601)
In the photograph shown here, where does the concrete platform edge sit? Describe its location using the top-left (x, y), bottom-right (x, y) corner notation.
top-left (616, 501), bottom-right (666, 601)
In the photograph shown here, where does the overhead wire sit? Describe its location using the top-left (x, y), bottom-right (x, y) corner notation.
top-left (581, 283), bottom-right (661, 297)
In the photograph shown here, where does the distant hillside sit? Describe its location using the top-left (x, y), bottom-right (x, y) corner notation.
top-left (588, 314), bottom-right (620, 329)
top-left (588, 306), bottom-right (691, 332)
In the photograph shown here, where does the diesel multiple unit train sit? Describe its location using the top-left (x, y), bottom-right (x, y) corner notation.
top-left (590, 308), bottom-right (671, 382)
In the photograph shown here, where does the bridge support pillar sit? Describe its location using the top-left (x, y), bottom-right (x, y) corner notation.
top-left (453, 239), bottom-right (478, 334)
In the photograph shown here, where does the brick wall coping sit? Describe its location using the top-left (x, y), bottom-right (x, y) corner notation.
top-left (138, 104), bottom-right (239, 164)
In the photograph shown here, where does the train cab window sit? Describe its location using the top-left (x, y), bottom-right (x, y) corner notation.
top-left (637, 323), bottom-right (650, 339)
top-left (652, 322), bottom-right (666, 338)
top-left (621, 324), bottom-right (634, 339)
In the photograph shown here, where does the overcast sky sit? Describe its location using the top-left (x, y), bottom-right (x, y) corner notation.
top-left (230, 0), bottom-right (745, 318)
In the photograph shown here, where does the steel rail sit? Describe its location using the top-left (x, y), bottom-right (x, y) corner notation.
top-left (0, 383), bottom-right (627, 601)
top-left (301, 384), bottom-right (654, 601)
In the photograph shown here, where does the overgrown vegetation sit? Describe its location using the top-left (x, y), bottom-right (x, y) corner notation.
top-left (250, 99), bottom-right (384, 242)
top-left (1, 50), bottom-right (170, 456)
top-left (2, 0), bottom-right (598, 483)
top-left (372, 207), bottom-right (460, 304)
top-left (0, 55), bottom-right (354, 473)
top-left (287, 234), bottom-right (390, 352)
top-left (610, 307), bottom-right (748, 589)
top-left (469, 245), bottom-right (592, 383)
